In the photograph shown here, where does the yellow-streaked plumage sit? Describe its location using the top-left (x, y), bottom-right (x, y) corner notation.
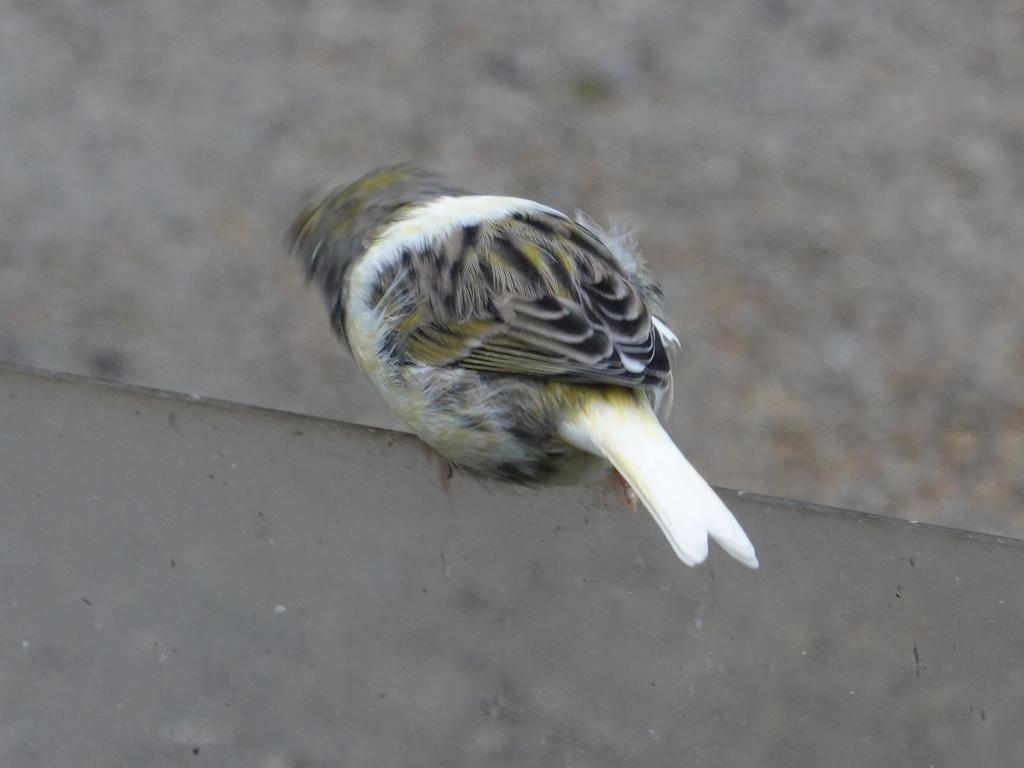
top-left (288, 164), bottom-right (758, 568)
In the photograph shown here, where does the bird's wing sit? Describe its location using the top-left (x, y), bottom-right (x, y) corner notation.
top-left (400, 209), bottom-right (673, 390)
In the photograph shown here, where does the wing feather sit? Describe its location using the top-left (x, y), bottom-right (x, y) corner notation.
top-left (397, 209), bottom-right (674, 389)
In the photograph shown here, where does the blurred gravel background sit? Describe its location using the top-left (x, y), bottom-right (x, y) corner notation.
top-left (1, 0), bottom-right (1022, 535)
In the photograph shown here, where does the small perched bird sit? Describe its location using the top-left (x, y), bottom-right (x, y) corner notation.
top-left (288, 165), bottom-right (757, 568)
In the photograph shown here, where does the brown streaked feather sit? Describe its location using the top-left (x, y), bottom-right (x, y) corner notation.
top-left (386, 209), bottom-right (671, 390)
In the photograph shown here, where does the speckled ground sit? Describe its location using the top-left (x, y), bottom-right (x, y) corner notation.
top-left (1, 0), bottom-right (1022, 535)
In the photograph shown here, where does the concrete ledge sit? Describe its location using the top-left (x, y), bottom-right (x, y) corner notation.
top-left (1, 364), bottom-right (1021, 767)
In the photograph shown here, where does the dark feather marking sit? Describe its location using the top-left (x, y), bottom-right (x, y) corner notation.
top-left (582, 300), bottom-right (604, 327)
top-left (446, 228), bottom-right (476, 309)
top-left (461, 224), bottom-right (480, 252)
top-left (495, 235), bottom-right (541, 282)
top-left (650, 333), bottom-right (670, 372)
top-left (590, 293), bottom-right (635, 320)
top-left (531, 294), bottom-right (565, 312)
top-left (468, 348), bottom-right (565, 364)
top-left (471, 345), bottom-right (564, 364)
top-left (330, 291), bottom-right (347, 341)
top-left (515, 212), bottom-right (558, 236)
top-left (483, 298), bottom-right (501, 321)
top-left (545, 250), bottom-right (574, 294)
top-left (477, 252), bottom-right (494, 283)
top-left (515, 296), bottom-right (568, 320)
top-left (442, 289), bottom-right (459, 313)
top-left (567, 227), bottom-right (606, 259)
top-left (448, 247), bottom-right (466, 283)
top-left (590, 274), bottom-right (627, 299)
top-left (515, 310), bottom-right (591, 340)
top-left (507, 327), bottom-right (612, 358)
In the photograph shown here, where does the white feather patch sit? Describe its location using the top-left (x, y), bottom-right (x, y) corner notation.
top-left (350, 195), bottom-right (559, 302)
top-left (652, 317), bottom-right (680, 347)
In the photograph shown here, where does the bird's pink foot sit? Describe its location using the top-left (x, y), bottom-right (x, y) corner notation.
top-left (612, 470), bottom-right (640, 513)
top-left (422, 443), bottom-right (454, 493)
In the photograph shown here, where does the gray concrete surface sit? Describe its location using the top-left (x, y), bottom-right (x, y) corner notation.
top-left (0, 0), bottom-right (1022, 539)
top-left (1, 364), bottom-right (1021, 767)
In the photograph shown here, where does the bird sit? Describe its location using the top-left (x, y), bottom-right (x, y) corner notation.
top-left (288, 164), bottom-right (757, 569)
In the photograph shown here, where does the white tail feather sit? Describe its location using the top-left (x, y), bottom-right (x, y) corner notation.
top-left (561, 398), bottom-right (758, 569)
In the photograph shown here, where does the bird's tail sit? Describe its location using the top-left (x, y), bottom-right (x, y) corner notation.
top-left (560, 394), bottom-right (758, 569)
